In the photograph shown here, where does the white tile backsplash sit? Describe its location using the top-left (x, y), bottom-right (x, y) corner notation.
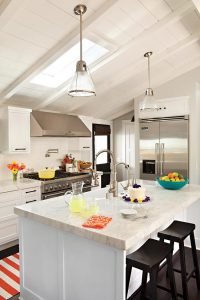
top-left (0, 116), bottom-right (113, 180)
top-left (0, 137), bottom-right (91, 180)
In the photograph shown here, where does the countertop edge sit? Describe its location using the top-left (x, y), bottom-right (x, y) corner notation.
top-left (14, 206), bottom-right (126, 250)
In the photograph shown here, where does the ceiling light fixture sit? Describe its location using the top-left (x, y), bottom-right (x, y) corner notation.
top-left (68, 4), bottom-right (96, 97)
top-left (140, 51), bottom-right (158, 111)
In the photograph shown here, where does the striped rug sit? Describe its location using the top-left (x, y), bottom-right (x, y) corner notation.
top-left (0, 253), bottom-right (20, 300)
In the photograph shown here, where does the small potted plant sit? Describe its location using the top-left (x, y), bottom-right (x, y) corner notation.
top-left (7, 161), bottom-right (26, 182)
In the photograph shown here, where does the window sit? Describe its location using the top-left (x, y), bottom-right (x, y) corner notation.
top-left (30, 39), bottom-right (108, 88)
top-left (95, 135), bottom-right (109, 164)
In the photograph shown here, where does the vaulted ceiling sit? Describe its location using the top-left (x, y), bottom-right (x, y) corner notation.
top-left (0, 0), bottom-right (199, 120)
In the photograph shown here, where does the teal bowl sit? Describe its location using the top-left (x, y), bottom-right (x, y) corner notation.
top-left (156, 177), bottom-right (188, 190)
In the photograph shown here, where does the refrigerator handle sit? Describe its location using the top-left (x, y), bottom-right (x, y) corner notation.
top-left (155, 143), bottom-right (159, 176)
top-left (160, 143), bottom-right (165, 175)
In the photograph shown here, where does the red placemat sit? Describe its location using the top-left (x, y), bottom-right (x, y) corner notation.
top-left (82, 215), bottom-right (112, 229)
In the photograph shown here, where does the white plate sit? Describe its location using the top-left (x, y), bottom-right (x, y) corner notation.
top-left (120, 208), bottom-right (138, 217)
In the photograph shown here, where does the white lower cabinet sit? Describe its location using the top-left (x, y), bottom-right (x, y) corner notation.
top-left (21, 187), bottom-right (41, 204)
top-left (0, 187), bottom-right (40, 245)
top-left (0, 218), bottom-right (18, 245)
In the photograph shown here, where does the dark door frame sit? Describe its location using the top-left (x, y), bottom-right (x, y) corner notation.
top-left (92, 124), bottom-right (111, 188)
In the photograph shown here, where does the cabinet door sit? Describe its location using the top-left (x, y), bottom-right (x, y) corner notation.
top-left (0, 191), bottom-right (20, 222)
top-left (8, 110), bottom-right (30, 153)
top-left (0, 191), bottom-right (21, 245)
top-left (0, 218), bottom-right (18, 245)
top-left (139, 97), bottom-right (189, 119)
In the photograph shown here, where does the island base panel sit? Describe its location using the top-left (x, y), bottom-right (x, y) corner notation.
top-left (19, 217), bottom-right (125, 300)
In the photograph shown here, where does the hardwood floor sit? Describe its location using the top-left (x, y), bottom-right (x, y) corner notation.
top-left (131, 247), bottom-right (200, 300)
top-left (1, 246), bottom-right (200, 300)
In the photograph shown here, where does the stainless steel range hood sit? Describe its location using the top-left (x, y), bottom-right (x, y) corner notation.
top-left (30, 111), bottom-right (91, 137)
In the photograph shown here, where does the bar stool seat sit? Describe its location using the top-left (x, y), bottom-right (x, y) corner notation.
top-left (158, 220), bottom-right (200, 300)
top-left (126, 238), bottom-right (177, 300)
top-left (158, 221), bottom-right (195, 242)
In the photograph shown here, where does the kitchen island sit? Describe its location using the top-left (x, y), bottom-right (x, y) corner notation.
top-left (15, 181), bottom-right (200, 300)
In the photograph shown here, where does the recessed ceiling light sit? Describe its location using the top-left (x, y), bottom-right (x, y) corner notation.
top-left (30, 39), bottom-right (108, 88)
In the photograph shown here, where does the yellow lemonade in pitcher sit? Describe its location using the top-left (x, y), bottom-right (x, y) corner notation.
top-left (69, 195), bottom-right (86, 213)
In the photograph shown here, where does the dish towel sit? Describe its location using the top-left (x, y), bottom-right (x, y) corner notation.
top-left (82, 215), bottom-right (112, 229)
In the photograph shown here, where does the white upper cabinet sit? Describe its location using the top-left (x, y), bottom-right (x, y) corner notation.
top-left (0, 106), bottom-right (32, 153)
top-left (139, 97), bottom-right (190, 119)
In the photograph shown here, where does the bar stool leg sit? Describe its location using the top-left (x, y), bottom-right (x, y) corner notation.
top-left (166, 241), bottom-right (174, 278)
top-left (126, 264), bottom-right (132, 298)
top-left (166, 252), bottom-right (178, 300)
top-left (140, 271), bottom-right (147, 300)
top-left (149, 267), bottom-right (158, 300)
top-left (179, 241), bottom-right (189, 300)
top-left (190, 231), bottom-right (200, 289)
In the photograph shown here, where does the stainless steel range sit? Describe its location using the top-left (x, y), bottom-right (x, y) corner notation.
top-left (23, 170), bottom-right (92, 200)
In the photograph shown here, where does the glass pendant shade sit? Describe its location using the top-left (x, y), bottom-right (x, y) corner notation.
top-left (140, 88), bottom-right (158, 111)
top-left (68, 60), bottom-right (96, 97)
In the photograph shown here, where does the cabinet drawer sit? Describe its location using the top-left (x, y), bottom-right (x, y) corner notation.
top-left (0, 191), bottom-right (20, 221)
top-left (0, 218), bottom-right (18, 245)
top-left (21, 187), bottom-right (41, 203)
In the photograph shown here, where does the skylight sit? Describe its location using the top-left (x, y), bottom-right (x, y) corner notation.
top-left (30, 39), bottom-right (109, 88)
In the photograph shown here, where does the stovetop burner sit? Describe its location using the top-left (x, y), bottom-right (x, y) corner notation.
top-left (23, 170), bottom-right (89, 181)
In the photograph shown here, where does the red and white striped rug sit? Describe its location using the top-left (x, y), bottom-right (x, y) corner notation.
top-left (0, 253), bottom-right (20, 300)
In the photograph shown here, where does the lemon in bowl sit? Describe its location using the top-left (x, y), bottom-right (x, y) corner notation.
top-left (157, 172), bottom-right (188, 190)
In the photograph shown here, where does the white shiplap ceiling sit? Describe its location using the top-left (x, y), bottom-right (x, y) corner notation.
top-left (0, 0), bottom-right (199, 119)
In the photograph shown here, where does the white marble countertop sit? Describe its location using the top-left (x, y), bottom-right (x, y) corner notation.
top-left (0, 178), bottom-right (41, 193)
top-left (14, 180), bottom-right (200, 250)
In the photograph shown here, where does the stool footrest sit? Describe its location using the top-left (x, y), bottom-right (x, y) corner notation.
top-left (157, 284), bottom-right (184, 298)
top-left (173, 267), bottom-right (196, 281)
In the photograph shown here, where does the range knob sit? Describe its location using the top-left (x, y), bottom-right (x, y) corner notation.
top-left (58, 184), bottom-right (62, 188)
top-left (49, 186), bottom-right (53, 190)
top-left (45, 186), bottom-right (49, 191)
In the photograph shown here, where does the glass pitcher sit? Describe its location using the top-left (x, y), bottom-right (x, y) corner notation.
top-left (65, 181), bottom-right (86, 213)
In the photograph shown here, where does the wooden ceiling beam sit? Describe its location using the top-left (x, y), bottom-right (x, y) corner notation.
top-left (97, 29), bottom-right (200, 93)
top-left (192, 0), bottom-right (200, 14)
top-left (0, 0), bottom-right (119, 102)
top-left (102, 56), bottom-right (200, 120)
top-left (37, 1), bottom-right (194, 111)
top-left (63, 28), bottom-right (200, 114)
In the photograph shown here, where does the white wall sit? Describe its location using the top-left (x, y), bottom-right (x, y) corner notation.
top-left (0, 116), bottom-right (112, 180)
top-left (113, 111), bottom-right (134, 181)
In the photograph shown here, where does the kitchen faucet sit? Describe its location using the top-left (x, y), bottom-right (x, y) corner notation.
top-left (94, 149), bottom-right (118, 197)
top-left (115, 162), bottom-right (131, 192)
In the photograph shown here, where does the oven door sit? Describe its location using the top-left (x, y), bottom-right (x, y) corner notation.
top-left (41, 190), bottom-right (67, 200)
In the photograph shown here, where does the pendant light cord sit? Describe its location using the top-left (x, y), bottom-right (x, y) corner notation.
top-left (148, 54), bottom-right (151, 89)
top-left (80, 10), bottom-right (82, 61)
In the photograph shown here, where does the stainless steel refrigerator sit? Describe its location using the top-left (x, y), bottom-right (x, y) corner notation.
top-left (139, 116), bottom-right (189, 180)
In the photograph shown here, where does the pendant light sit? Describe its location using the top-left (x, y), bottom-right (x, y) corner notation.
top-left (140, 51), bottom-right (158, 111)
top-left (68, 4), bottom-right (96, 97)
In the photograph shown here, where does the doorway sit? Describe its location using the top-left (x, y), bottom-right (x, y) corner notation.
top-left (92, 124), bottom-right (111, 188)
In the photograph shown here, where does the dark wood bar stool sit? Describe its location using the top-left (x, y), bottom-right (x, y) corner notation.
top-left (126, 238), bottom-right (177, 300)
top-left (158, 220), bottom-right (200, 300)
